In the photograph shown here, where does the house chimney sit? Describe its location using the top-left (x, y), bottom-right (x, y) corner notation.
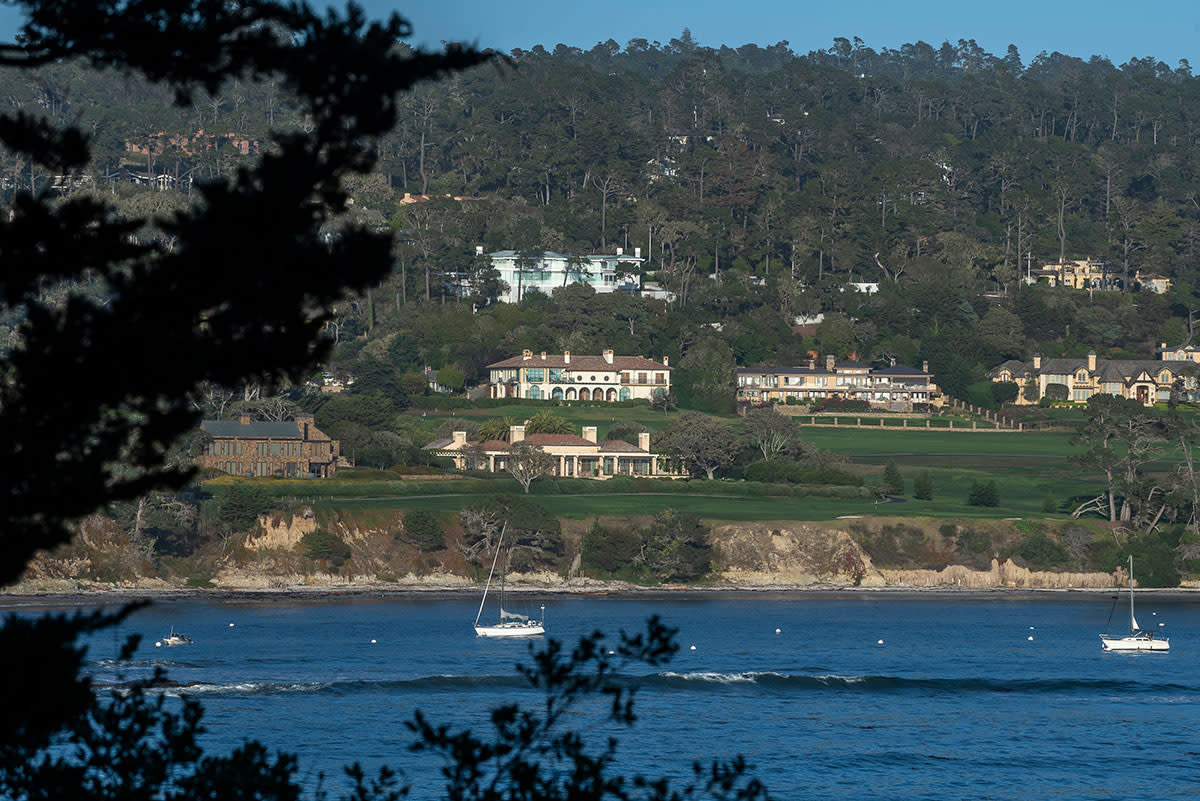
top-left (1033, 354), bottom-right (1042, 370)
top-left (452, 431), bottom-right (467, 446)
top-left (564, 350), bottom-right (571, 364)
top-left (616, 247), bottom-right (623, 256)
top-left (510, 425), bottom-right (525, 443)
top-left (890, 356), bottom-right (896, 367)
top-left (662, 355), bottom-right (669, 367)
top-left (475, 245), bottom-right (484, 255)
top-left (540, 351), bottom-right (547, 360)
top-left (583, 426), bottom-right (598, 443)
top-left (638, 432), bottom-right (651, 451)
top-left (809, 358), bottom-right (816, 370)
top-left (602, 349), bottom-right (614, 364)
top-left (634, 246), bottom-right (642, 259)
top-left (295, 414), bottom-right (313, 438)
top-left (922, 360), bottom-right (929, 374)
top-left (239, 415), bottom-right (251, 425)
top-left (522, 349), bottom-right (532, 360)
top-left (825, 354), bottom-right (835, 372)
top-left (1087, 351), bottom-right (1097, 371)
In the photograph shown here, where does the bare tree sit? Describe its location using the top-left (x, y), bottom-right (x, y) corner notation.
top-left (505, 440), bottom-right (556, 493)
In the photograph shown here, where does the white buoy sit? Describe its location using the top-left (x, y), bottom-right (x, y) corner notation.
top-left (775, 628), bottom-right (781, 634)
top-left (1159, 622), bottom-right (1165, 627)
top-left (689, 645), bottom-right (697, 651)
top-left (229, 622), bottom-right (235, 627)
top-left (1027, 635), bottom-right (1034, 641)
top-left (1153, 611), bottom-right (1157, 616)
top-left (877, 639), bottom-right (884, 645)
top-left (607, 650), bottom-right (615, 655)
top-left (370, 639), bottom-right (377, 644)
top-left (155, 641), bottom-right (162, 647)
top-left (1029, 626), bottom-right (1035, 630)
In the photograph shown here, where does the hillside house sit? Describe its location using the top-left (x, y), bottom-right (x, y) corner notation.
top-left (474, 247), bottom-right (644, 304)
top-left (736, 356), bottom-right (939, 411)
top-left (987, 351), bottom-right (1198, 405)
top-left (486, 349), bottom-right (671, 402)
top-left (196, 415), bottom-right (342, 477)
top-left (425, 425), bottom-right (670, 479)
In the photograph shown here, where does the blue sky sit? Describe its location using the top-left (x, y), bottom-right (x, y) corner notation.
top-left (0, 2), bottom-right (1194, 69)
top-left (386, 0), bottom-right (1198, 69)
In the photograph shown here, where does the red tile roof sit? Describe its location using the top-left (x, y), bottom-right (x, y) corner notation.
top-left (524, 433), bottom-right (598, 447)
top-left (487, 353), bottom-right (669, 371)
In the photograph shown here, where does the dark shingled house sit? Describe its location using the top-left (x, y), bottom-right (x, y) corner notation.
top-left (197, 414), bottom-right (341, 477)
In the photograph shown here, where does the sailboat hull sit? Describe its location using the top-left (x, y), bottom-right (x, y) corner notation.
top-left (475, 622), bottom-right (545, 638)
top-left (1100, 633), bottom-right (1169, 652)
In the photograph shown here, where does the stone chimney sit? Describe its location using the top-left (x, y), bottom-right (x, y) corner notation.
top-left (582, 425), bottom-right (598, 443)
top-left (239, 415), bottom-right (251, 425)
top-left (922, 360), bottom-right (929, 374)
top-left (825, 354), bottom-right (835, 372)
top-left (452, 431), bottom-right (467, 446)
top-left (602, 349), bottom-right (614, 364)
top-left (638, 432), bottom-right (651, 451)
top-left (809, 358), bottom-right (816, 370)
top-left (890, 356), bottom-right (897, 367)
top-left (564, 350), bottom-right (571, 364)
top-left (540, 351), bottom-right (547, 360)
top-left (295, 414), bottom-right (314, 438)
top-left (1087, 351), bottom-right (1097, 371)
top-left (510, 425), bottom-right (525, 443)
top-left (522, 349), bottom-right (532, 360)
top-left (1033, 354), bottom-right (1042, 370)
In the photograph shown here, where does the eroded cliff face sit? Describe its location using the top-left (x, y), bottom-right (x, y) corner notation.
top-left (10, 513), bottom-right (1123, 592)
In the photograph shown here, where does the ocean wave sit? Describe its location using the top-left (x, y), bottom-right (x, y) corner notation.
top-left (116, 671), bottom-right (1198, 698)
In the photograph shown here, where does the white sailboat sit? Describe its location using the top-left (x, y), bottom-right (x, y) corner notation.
top-left (1100, 556), bottom-right (1168, 652)
top-left (474, 524), bottom-right (544, 638)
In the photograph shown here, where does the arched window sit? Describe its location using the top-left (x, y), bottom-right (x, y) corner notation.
top-left (1161, 371), bottom-right (1171, 383)
top-left (566, 388), bottom-right (577, 400)
top-left (606, 388), bottom-right (617, 401)
top-left (579, 388), bottom-right (590, 401)
top-left (527, 386), bottom-right (541, 400)
top-left (551, 387), bottom-right (563, 400)
top-left (619, 387), bottom-right (631, 401)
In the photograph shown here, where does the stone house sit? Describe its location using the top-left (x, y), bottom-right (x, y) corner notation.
top-left (197, 414), bottom-right (341, 477)
top-left (486, 349), bottom-right (671, 402)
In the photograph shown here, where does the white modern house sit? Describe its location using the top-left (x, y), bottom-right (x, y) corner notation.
top-left (478, 247), bottom-right (644, 304)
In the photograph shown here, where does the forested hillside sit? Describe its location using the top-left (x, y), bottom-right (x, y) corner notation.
top-left (5, 35), bottom-right (1200, 403)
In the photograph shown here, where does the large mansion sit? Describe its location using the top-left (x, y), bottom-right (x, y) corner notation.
top-left (987, 349), bottom-right (1198, 406)
top-left (1023, 257), bottom-right (1171, 294)
top-left (736, 355), bottom-right (939, 411)
top-left (486, 349), bottom-right (671, 402)
top-left (425, 424), bottom-right (671, 479)
top-left (480, 248), bottom-right (644, 304)
top-left (197, 415), bottom-right (342, 478)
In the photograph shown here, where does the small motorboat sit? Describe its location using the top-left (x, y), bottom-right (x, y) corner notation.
top-left (159, 627), bottom-right (193, 647)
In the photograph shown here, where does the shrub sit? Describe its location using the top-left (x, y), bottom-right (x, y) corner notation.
top-left (882, 462), bottom-right (905, 495)
top-left (1044, 383), bottom-right (1069, 402)
top-left (967, 480), bottom-right (999, 507)
top-left (581, 520), bottom-right (643, 575)
top-left (1041, 493), bottom-right (1058, 513)
top-left (913, 471), bottom-right (934, 500)
top-left (400, 510), bottom-right (446, 551)
top-left (1017, 530), bottom-right (1069, 568)
top-left (300, 528), bottom-right (351, 568)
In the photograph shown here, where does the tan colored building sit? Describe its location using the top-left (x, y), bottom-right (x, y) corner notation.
top-left (988, 351), bottom-right (1198, 406)
top-left (425, 424), bottom-right (670, 479)
top-left (197, 414), bottom-right (341, 477)
top-left (486, 349), bottom-right (671, 402)
top-left (736, 355), bottom-right (939, 411)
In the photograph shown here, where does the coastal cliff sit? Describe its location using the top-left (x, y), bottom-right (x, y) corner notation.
top-left (8, 511), bottom-right (1129, 593)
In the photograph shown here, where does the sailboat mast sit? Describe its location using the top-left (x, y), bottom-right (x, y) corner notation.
top-left (1128, 555), bottom-right (1137, 632)
top-left (475, 524), bottom-right (506, 628)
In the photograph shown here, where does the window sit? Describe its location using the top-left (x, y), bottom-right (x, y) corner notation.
top-left (270, 441), bottom-right (281, 457)
top-left (527, 386), bottom-right (541, 400)
top-left (655, 372), bottom-right (665, 384)
top-left (619, 387), bottom-right (631, 401)
top-left (638, 372), bottom-right (648, 384)
top-left (549, 368), bottom-right (563, 382)
top-left (1160, 371), bottom-right (1171, 383)
top-left (526, 367), bottom-right (545, 383)
top-left (622, 372), bottom-right (631, 384)
top-left (1077, 371), bottom-right (1088, 381)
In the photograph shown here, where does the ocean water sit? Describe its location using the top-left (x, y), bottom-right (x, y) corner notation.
top-left (12, 591), bottom-right (1200, 800)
